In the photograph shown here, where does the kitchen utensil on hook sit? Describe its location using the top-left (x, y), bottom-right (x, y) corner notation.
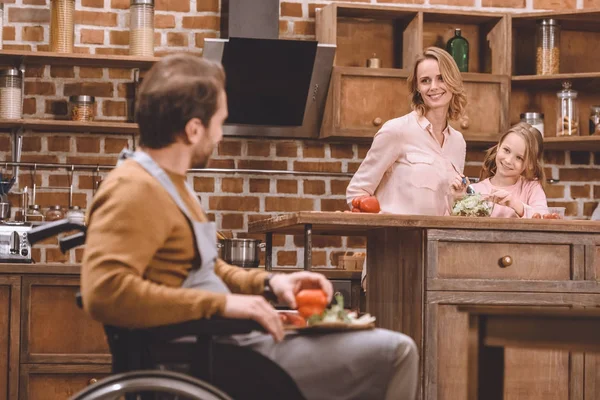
top-left (68, 165), bottom-right (74, 208)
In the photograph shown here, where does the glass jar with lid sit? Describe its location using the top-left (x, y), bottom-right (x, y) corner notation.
top-left (50, 0), bottom-right (75, 53)
top-left (0, 68), bottom-right (23, 120)
top-left (520, 112), bottom-right (545, 136)
top-left (45, 205), bottom-right (65, 222)
top-left (556, 81), bottom-right (579, 136)
top-left (536, 19), bottom-right (560, 75)
top-left (66, 206), bottom-right (86, 225)
top-left (129, 0), bottom-right (154, 57)
top-left (590, 106), bottom-right (600, 136)
top-left (69, 95), bottom-right (95, 121)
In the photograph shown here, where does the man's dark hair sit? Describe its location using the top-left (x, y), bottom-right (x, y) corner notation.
top-left (135, 53), bottom-right (226, 149)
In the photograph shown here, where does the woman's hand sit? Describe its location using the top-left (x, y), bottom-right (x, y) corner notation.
top-left (489, 189), bottom-right (524, 217)
top-left (449, 175), bottom-right (469, 200)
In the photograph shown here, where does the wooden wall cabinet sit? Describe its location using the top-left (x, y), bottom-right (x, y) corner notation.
top-left (0, 276), bottom-right (20, 400)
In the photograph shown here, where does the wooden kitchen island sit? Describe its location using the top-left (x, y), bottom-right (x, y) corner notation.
top-left (249, 212), bottom-right (600, 400)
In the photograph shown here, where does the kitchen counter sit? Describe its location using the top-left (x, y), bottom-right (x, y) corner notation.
top-left (249, 212), bottom-right (600, 400)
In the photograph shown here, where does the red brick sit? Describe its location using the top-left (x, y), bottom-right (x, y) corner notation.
top-left (249, 179), bottom-right (270, 193)
top-left (584, 202), bottom-right (597, 216)
top-left (79, 67), bottom-right (104, 79)
top-left (281, 2), bottom-right (302, 17)
top-left (110, 0), bottom-right (129, 9)
top-left (75, 11), bottom-right (118, 26)
top-left (156, 0), bottom-right (190, 11)
top-left (45, 99), bottom-right (68, 116)
top-left (347, 236), bottom-right (367, 248)
top-left (8, 7), bottom-right (50, 23)
top-left (35, 191), bottom-right (87, 208)
top-left (64, 82), bottom-right (114, 97)
top-left (22, 26), bottom-right (44, 41)
top-left (25, 66), bottom-right (45, 78)
top-left (49, 174), bottom-right (70, 188)
top-left (197, 0), bottom-right (219, 11)
top-left (50, 66), bottom-right (75, 78)
top-left (110, 30), bottom-right (129, 46)
top-left (277, 180), bottom-right (298, 194)
top-left (294, 161), bottom-right (341, 173)
top-left (222, 214), bottom-right (244, 229)
top-left (3, 26), bottom-right (16, 41)
top-left (221, 178), bottom-right (243, 193)
top-left (265, 197), bottom-right (314, 212)
top-left (276, 141), bottom-right (298, 157)
top-left (238, 160), bottom-right (287, 171)
top-left (209, 196), bottom-right (260, 211)
top-left (294, 235), bottom-right (342, 248)
top-left (105, 138), bottom-right (129, 153)
top-left (347, 162), bottom-right (361, 173)
top-left (247, 141), bottom-right (271, 157)
top-left (194, 177), bottom-right (215, 192)
top-left (22, 98), bottom-right (36, 115)
top-left (76, 137), bottom-right (101, 153)
top-left (48, 137), bottom-right (71, 152)
top-left (331, 179), bottom-right (350, 196)
top-left (46, 247), bottom-right (69, 263)
top-left (311, 251), bottom-right (327, 267)
top-left (303, 143), bottom-right (325, 158)
top-left (559, 168), bottom-right (600, 182)
top-left (82, 0), bottom-right (104, 7)
top-left (533, 0), bottom-right (576, 9)
top-left (280, 21), bottom-right (289, 36)
top-left (584, 0), bottom-right (600, 6)
top-left (304, 180), bottom-right (325, 195)
top-left (24, 0), bottom-right (46, 4)
top-left (482, 0), bottom-right (525, 5)
top-left (194, 32), bottom-right (218, 48)
top-left (206, 159), bottom-right (235, 169)
top-left (66, 155), bottom-right (118, 165)
top-left (330, 144), bottom-right (353, 159)
top-left (155, 14), bottom-right (176, 29)
top-left (430, 0), bottom-right (472, 4)
top-left (25, 82), bottom-right (55, 96)
top-left (102, 100), bottom-right (127, 117)
top-left (545, 184), bottom-right (564, 199)
top-left (321, 199), bottom-right (348, 212)
top-left (18, 173), bottom-right (42, 188)
top-left (22, 136), bottom-right (41, 152)
top-left (571, 185), bottom-right (591, 199)
top-left (277, 251), bottom-right (297, 266)
top-left (218, 141), bottom-right (241, 156)
top-left (108, 68), bottom-right (132, 79)
top-left (182, 16), bottom-right (219, 30)
top-left (167, 32), bottom-right (189, 47)
top-left (292, 21), bottom-right (315, 36)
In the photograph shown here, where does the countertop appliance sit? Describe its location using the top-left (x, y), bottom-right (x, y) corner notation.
top-left (0, 221), bottom-right (33, 263)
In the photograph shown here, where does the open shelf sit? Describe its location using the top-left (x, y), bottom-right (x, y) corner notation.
top-left (0, 49), bottom-right (159, 69)
top-left (512, 72), bottom-right (600, 91)
top-left (0, 118), bottom-right (137, 134)
top-left (543, 135), bottom-right (600, 151)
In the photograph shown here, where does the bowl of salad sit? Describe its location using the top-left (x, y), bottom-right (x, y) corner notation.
top-left (448, 193), bottom-right (494, 217)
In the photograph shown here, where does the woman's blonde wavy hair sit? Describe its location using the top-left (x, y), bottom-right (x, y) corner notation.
top-left (479, 122), bottom-right (546, 186)
top-left (407, 47), bottom-right (467, 121)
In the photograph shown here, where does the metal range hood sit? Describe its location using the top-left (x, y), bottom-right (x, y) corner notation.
top-left (203, 0), bottom-right (335, 138)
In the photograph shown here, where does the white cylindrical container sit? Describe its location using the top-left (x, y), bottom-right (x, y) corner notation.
top-left (520, 112), bottom-right (545, 137)
top-left (0, 3), bottom-right (4, 50)
top-left (0, 68), bottom-right (23, 120)
top-left (129, 0), bottom-right (154, 57)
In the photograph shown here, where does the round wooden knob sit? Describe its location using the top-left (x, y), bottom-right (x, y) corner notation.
top-left (460, 116), bottom-right (470, 129)
top-left (88, 378), bottom-right (98, 385)
top-left (373, 117), bottom-right (382, 126)
top-left (499, 256), bottom-right (513, 268)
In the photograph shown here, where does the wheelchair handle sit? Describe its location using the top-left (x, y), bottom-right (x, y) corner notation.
top-left (27, 218), bottom-right (87, 245)
top-left (60, 232), bottom-right (87, 253)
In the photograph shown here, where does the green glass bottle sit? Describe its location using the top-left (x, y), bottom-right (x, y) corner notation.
top-left (446, 28), bottom-right (469, 73)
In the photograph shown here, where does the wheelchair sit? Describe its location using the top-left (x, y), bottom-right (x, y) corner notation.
top-left (28, 219), bottom-right (306, 400)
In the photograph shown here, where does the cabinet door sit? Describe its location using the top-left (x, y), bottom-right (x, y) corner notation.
top-left (0, 276), bottom-right (20, 400)
top-left (424, 292), bottom-right (593, 400)
top-left (320, 67), bottom-right (412, 138)
top-left (21, 276), bottom-right (110, 364)
top-left (20, 364), bottom-right (110, 400)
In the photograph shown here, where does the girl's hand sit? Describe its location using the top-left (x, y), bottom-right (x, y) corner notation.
top-left (489, 189), bottom-right (524, 217)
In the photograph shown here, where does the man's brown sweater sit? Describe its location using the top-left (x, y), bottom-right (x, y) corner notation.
top-left (81, 159), bottom-right (268, 328)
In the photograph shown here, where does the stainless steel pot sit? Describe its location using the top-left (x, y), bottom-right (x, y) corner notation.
top-left (218, 238), bottom-right (265, 268)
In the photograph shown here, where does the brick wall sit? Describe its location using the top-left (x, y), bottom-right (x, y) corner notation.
top-left (1, 0), bottom-right (599, 267)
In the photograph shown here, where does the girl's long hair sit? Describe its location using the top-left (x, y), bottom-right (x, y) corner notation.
top-left (479, 122), bottom-right (546, 186)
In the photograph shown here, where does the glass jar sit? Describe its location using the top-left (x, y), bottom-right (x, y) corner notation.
top-left (129, 0), bottom-right (154, 57)
top-left (536, 19), bottom-right (560, 75)
top-left (520, 112), bottom-right (545, 136)
top-left (50, 0), bottom-right (75, 53)
top-left (0, 3), bottom-right (4, 50)
top-left (556, 81), bottom-right (579, 136)
top-left (66, 206), bottom-right (86, 225)
top-left (0, 68), bottom-right (23, 120)
top-left (26, 205), bottom-right (44, 223)
top-left (446, 28), bottom-right (469, 73)
top-left (45, 205), bottom-right (65, 222)
top-left (590, 106), bottom-right (600, 136)
top-left (69, 95), bottom-right (96, 121)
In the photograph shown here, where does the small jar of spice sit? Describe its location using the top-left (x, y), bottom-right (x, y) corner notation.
top-left (69, 95), bottom-right (95, 121)
top-left (45, 205), bottom-right (65, 222)
top-left (590, 106), bottom-right (600, 135)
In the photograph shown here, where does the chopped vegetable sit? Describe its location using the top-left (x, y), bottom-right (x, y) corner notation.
top-left (306, 293), bottom-right (376, 326)
top-left (451, 193), bottom-right (493, 217)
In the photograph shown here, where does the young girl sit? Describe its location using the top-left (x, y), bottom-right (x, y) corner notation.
top-left (470, 122), bottom-right (548, 218)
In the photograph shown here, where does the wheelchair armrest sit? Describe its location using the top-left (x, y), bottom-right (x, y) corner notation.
top-left (141, 318), bottom-right (264, 342)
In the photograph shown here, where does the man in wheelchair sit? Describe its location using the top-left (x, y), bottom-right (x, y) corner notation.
top-left (80, 53), bottom-right (418, 400)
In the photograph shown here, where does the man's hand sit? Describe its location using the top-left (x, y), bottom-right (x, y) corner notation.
top-left (223, 294), bottom-right (284, 342)
top-left (268, 271), bottom-right (333, 309)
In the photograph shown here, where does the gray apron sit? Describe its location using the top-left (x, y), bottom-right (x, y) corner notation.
top-left (118, 150), bottom-right (230, 293)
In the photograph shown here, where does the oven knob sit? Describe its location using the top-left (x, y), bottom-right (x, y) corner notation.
top-left (21, 249), bottom-right (29, 257)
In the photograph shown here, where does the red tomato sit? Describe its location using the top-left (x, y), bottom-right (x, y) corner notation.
top-left (296, 289), bottom-right (328, 318)
top-left (359, 196), bottom-right (381, 213)
top-left (542, 213), bottom-right (556, 219)
top-left (352, 207), bottom-right (361, 213)
top-left (532, 213), bottom-right (542, 219)
top-left (279, 312), bottom-right (307, 327)
top-left (551, 213), bottom-right (560, 219)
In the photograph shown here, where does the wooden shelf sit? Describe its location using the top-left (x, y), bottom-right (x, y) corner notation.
top-left (464, 135), bottom-right (499, 148)
top-left (0, 118), bottom-right (138, 134)
top-left (543, 136), bottom-right (600, 151)
top-left (0, 49), bottom-right (159, 69)
top-left (512, 72), bottom-right (600, 91)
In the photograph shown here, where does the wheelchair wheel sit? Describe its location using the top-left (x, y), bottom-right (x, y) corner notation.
top-left (69, 370), bottom-right (232, 400)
